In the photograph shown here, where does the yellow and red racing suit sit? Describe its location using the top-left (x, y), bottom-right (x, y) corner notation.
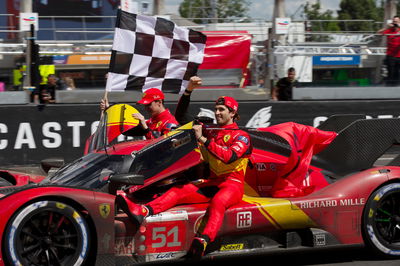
top-left (147, 122), bottom-right (252, 242)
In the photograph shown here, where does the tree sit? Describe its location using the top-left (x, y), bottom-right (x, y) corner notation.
top-left (303, 1), bottom-right (340, 41)
top-left (337, 0), bottom-right (382, 31)
top-left (179, 0), bottom-right (250, 24)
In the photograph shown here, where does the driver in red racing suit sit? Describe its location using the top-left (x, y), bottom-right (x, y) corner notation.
top-left (101, 88), bottom-right (178, 139)
top-left (116, 92), bottom-right (252, 258)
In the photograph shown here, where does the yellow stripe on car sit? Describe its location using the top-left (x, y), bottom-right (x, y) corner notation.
top-left (243, 196), bottom-right (316, 229)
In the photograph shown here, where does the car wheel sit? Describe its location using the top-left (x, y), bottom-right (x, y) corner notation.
top-left (363, 183), bottom-right (400, 257)
top-left (4, 200), bottom-right (90, 266)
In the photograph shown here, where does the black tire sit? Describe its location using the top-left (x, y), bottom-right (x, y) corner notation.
top-left (363, 183), bottom-right (400, 257)
top-left (4, 200), bottom-right (90, 266)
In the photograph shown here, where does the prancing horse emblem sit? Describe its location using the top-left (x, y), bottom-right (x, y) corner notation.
top-left (99, 203), bottom-right (111, 219)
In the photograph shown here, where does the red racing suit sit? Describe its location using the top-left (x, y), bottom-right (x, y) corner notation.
top-left (146, 122), bottom-right (252, 242)
top-left (144, 109), bottom-right (178, 139)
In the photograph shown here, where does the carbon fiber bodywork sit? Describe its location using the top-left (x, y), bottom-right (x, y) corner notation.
top-left (313, 118), bottom-right (400, 176)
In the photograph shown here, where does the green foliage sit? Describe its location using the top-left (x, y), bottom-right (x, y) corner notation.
top-left (337, 0), bottom-right (383, 31)
top-left (179, 0), bottom-right (250, 24)
top-left (303, 1), bottom-right (340, 41)
top-left (303, 0), bottom-right (384, 35)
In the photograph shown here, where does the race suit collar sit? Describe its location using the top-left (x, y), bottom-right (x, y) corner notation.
top-left (151, 109), bottom-right (172, 121)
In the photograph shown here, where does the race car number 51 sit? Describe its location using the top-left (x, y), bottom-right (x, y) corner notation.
top-left (145, 221), bottom-right (186, 253)
top-left (152, 226), bottom-right (181, 248)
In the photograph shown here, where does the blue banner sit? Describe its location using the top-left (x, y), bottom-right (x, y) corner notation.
top-left (313, 55), bottom-right (360, 66)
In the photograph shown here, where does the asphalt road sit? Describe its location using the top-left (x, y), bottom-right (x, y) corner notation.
top-left (161, 245), bottom-right (400, 266)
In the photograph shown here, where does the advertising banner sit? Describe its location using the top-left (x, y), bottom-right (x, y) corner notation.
top-left (275, 18), bottom-right (291, 34)
top-left (19, 12), bottom-right (39, 31)
top-left (313, 55), bottom-right (361, 66)
top-left (1, 100), bottom-right (400, 166)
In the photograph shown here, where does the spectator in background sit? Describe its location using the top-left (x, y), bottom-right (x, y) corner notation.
top-left (378, 15), bottom-right (400, 86)
top-left (33, 74), bottom-right (62, 104)
top-left (271, 67), bottom-right (298, 101)
top-left (379, 15), bottom-right (400, 86)
top-left (64, 77), bottom-right (76, 90)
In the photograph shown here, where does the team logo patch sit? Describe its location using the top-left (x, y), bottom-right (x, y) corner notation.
top-left (237, 136), bottom-right (249, 144)
top-left (99, 203), bottom-right (111, 219)
top-left (223, 135), bottom-right (231, 142)
top-left (156, 121), bottom-right (162, 128)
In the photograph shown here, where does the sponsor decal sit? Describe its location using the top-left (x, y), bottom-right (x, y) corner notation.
top-left (299, 198), bottom-right (365, 209)
top-left (171, 135), bottom-right (191, 149)
top-left (257, 185), bottom-right (272, 192)
top-left (146, 210), bottom-right (188, 223)
top-left (99, 203), bottom-right (111, 219)
top-left (156, 252), bottom-right (175, 259)
top-left (0, 121), bottom-right (96, 150)
top-left (237, 211), bottom-right (252, 228)
top-left (314, 234), bottom-right (326, 246)
top-left (56, 202), bottom-right (66, 209)
top-left (255, 163), bottom-right (267, 171)
top-left (145, 251), bottom-right (186, 261)
top-left (101, 233), bottom-right (111, 251)
top-left (220, 243), bottom-right (244, 251)
top-left (115, 237), bottom-right (134, 256)
top-left (237, 135), bottom-right (249, 144)
top-left (245, 106), bottom-right (271, 128)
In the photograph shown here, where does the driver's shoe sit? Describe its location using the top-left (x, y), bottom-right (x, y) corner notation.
top-left (188, 236), bottom-right (209, 259)
top-left (116, 193), bottom-right (150, 227)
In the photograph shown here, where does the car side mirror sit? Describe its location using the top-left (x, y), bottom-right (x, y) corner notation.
top-left (41, 158), bottom-right (65, 173)
top-left (109, 173), bottom-right (144, 185)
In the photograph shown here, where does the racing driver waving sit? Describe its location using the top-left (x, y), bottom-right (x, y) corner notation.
top-left (116, 81), bottom-right (253, 258)
top-left (100, 77), bottom-right (201, 139)
top-left (101, 88), bottom-right (178, 139)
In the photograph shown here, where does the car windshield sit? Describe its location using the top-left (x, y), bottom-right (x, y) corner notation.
top-left (44, 153), bottom-right (134, 189)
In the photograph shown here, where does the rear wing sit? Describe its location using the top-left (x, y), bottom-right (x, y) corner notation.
top-left (312, 118), bottom-right (400, 177)
top-left (317, 114), bottom-right (366, 132)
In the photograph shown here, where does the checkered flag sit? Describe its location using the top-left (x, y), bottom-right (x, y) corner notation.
top-left (106, 9), bottom-right (207, 94)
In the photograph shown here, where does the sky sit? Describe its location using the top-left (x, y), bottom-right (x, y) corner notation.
top-left (163, 0), bottom-right (341, 20)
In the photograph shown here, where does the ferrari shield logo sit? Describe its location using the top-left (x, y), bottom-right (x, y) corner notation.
top-left (223, 135), bottom-right (230, 143)
top-left (99, 203), bottom-right (111, 219)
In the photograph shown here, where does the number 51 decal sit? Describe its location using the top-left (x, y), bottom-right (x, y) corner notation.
top-left (145, 221), bottom-right (186, 253)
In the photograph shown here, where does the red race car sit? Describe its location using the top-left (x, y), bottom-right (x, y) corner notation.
top-left (0, 105), bottom-right (400, 265)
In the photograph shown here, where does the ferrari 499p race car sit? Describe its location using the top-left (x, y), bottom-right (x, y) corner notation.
top-left (0, 104), bottom-right (400, 265)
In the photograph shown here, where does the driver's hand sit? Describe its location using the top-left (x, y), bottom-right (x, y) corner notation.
top-left (100, 98), bottom-right (109, 111)
top-left (193, 124), bottom-right (203, 140)
top-left (132, 113), bottom-right (147, 129)
top-left (187, 76), bottom-right (202, 92)
top-left (132, 112), bottom-right (145, 122)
